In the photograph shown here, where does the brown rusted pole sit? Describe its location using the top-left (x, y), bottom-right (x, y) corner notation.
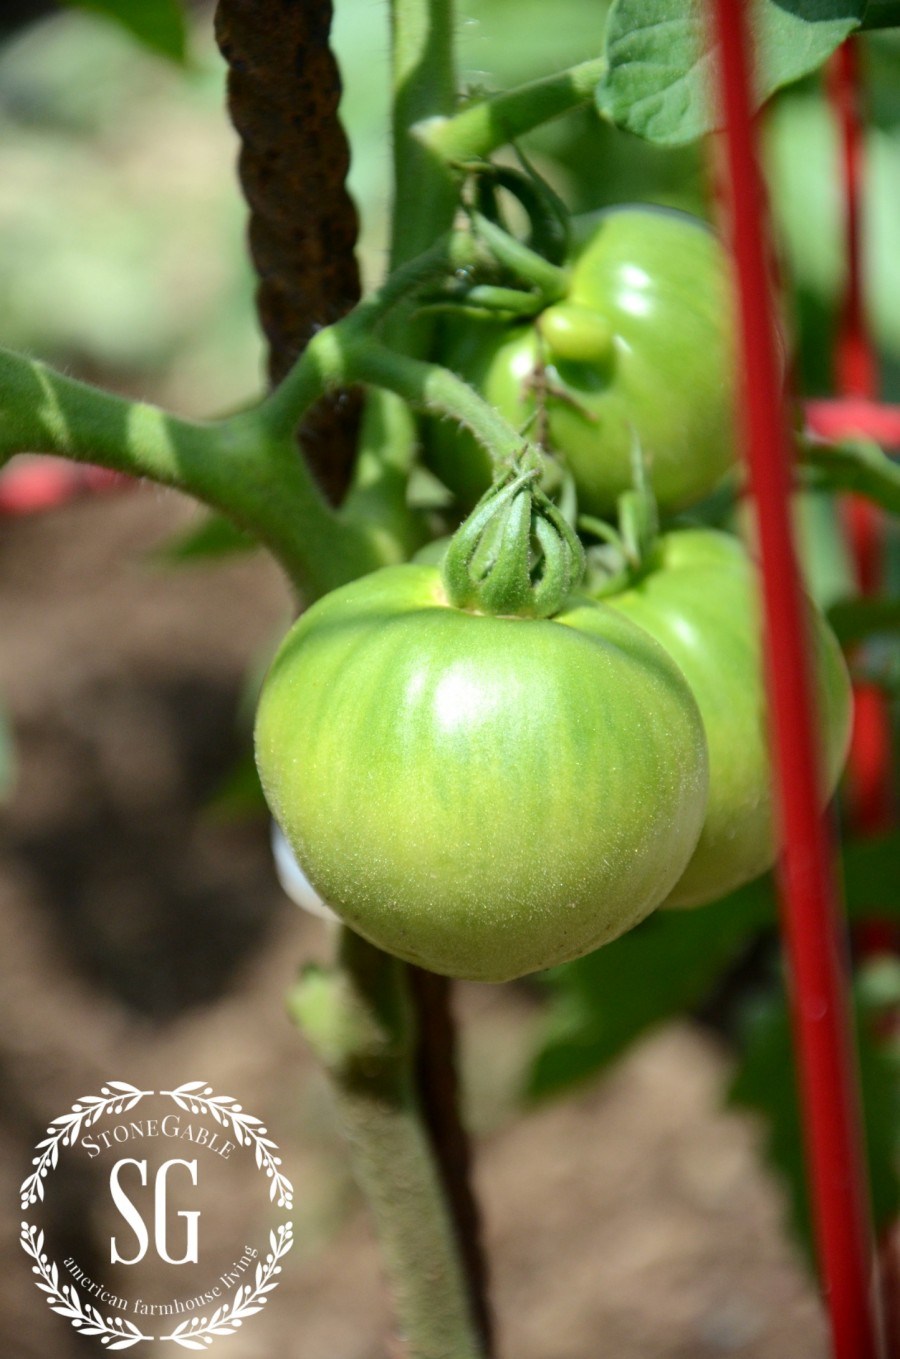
top-left (214, 4), bottom-right (492, 1349)
top-left (214, 0), bottom-right (362, 502)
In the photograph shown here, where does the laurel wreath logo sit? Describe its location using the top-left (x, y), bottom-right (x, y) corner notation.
top-left (158, 1225), bottom-right (293, 1351)
top-left (19, 1081), bottom-right (295, 1350)
top-left (162, 1083), bottom-right (293, 1211)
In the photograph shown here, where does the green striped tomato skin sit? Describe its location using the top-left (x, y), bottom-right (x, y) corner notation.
top-left (605, 529), bottom-right (852, 908)
top-left (426, 207), bottom-right (735, 516)
top-left (254, 564), bottom-right (709, 981)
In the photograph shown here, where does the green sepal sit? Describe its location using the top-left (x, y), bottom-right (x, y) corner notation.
top-left (442, 456), bottom-right (585, 618)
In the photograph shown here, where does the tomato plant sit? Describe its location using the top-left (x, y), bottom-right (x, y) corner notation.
top-left (5, 2), bottom-right (900, 1358)
top-left (426, 207), bottom-right (737, 515)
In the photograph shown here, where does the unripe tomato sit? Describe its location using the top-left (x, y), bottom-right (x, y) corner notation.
top-left (602, 529), bottom-right (852, 908)
top-left (255, 564), bottom-right (709, 981)
top-left (427, 207), bottom-right (736, 515)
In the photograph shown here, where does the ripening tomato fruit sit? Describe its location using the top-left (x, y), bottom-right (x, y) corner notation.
top-left (602, 529), bottom-right (852, 907)
top-left (254, 563), bottom-right (709, 981)
top-left (426, 206), bottom-right (737, 515)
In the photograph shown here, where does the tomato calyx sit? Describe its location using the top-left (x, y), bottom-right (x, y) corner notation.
top-left (579, 443), bottom-right (660, 595)
top-left (441, 452), bottom-right (585, 618)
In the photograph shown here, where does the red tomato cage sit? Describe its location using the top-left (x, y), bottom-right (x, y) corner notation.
top-left (708, 3), bottom-right (887, 1357)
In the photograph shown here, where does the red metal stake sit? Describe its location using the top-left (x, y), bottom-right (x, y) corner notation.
top-left (0, 458), bottom-right (128, 518)
top-left (708, 4), bottom-right (884, 1356)
top-left (826, 41), bottom-right (894, 841)
top-left (805, 398), bottom-right (900, 448)
top-left (827, 39), bottom-right (900, 1355)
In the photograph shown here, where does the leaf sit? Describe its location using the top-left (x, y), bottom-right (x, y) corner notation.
top-left (803, 439), bottom-right (900, 515)
top-left (526, 880), bottom-right (773, 1101)
top-left (0, 704), bottom-right (14, 803)
top-left (728, 959), bottom-right (900, 1264)
top-left (151, 514), bottom-right (256, 565)
top-left (843, 833), bottom-right (900, 919)
top-left (597, 0), bottom-right (864, 146)
top-left (526, 830), bottom-right (900, 1103)
top-left (60, 0), bottom-right (188, 64)
top-left (827, 596), bottom-right (900, 647)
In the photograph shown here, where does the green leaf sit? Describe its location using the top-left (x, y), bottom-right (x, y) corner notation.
top-left (526, 831), bottom-right (900, 1103)
top-left (526, 881), bottom-right (774, 1101)
top-left (861, 1), bottom-right (900, 29)
top-left (151, 513), bottom-right (257, 566)
top-left (827, 596), bottom-right (900, 647)
top-left (844, 834), bottom-right (900, 919)
top-left (203, 753), bottom-right (268, 823)
top-left (729, 960), bottom-right (900, 1264)
top-left (60, 0), bottom-right (188, 64)
top-left (803, 439), bottom-right (900, 516)
top-left (0, 706), bottom-right (14, 803)
top-left (597, 0), bottom-right (864, 146)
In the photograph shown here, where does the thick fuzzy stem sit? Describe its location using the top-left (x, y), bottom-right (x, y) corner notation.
top-left (415, 58), bottom-right (606, 165)
top-left (0, 347), bottom-right (378, 597)
top-left (288, 931), bottom-right (483, 1359)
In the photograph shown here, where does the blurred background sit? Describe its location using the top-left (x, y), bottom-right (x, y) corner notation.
top-left (2, 2), bottom-right (900, 1355)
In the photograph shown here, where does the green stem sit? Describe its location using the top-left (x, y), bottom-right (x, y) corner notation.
top-left (346, 0), bottom-right (460, 558)
top-left (349, 343), bottom-right (530, 467)
top-left (801, 436), bottom-right (900, 515)
top-left (415, 58), bottom-right (606, 165)
top-left (0, 345), bottom-right (379, 598)
top-left (259, 318), bottom-right (532, 479)
top-left (389, 0), bottom-right (458, 269)
top-left (340, 394), bottom-right (427, 561)
top-left (470, 213), bottom-right (569, 301)
top-left (419, 284), bottom-right (547, 319)
top-left (288, 930), bottom-right (482, 1359)
top-left (257, 233), bottom-right (476, 441)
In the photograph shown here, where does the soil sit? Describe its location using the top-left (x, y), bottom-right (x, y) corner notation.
top-left (0, 486), bottom-right (827, 1358)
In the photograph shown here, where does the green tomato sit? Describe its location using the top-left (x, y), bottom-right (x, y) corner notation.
top-left (255, 564), bottom-right (709, 982)
top-left (426, 206), bottom-right (736, 516)
top-left (602, 529), bottom-right (852, 908)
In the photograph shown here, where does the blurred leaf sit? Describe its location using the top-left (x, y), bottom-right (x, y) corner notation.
top-left (804, 439), bottom-right (900, 514)
top-left (729, 959), bottom-right (900, 1264)
top-left (61, 0), bottom-right (187, 63)
top-left (844, 833), bottom-right (900, 916)
top-left (766, 91), bottom-right (900, 369)
top-left (828, 595), bottom-right (900, 646)
top-left (793, 490), bottom-right (858, 610)
top-left (526, 881), bottom-right (774, 1101)
top-left (203, 752), bottom-right (267, 823)
top-left (0, 706), bottom-right (14, 803)
top-left (862, 2), bottom-right (900, 30)
top-left (152, 513), bottom-right (257, 565)
top-left (597, 0), bottom-right (863, 146)
top-left (527, 831), bottom-right (900, 1103)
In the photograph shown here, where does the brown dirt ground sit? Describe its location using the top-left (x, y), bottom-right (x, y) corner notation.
top-left (0, 486), bottom-right (827, 1358)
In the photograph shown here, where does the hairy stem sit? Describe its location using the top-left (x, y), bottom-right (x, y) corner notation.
top-left (415, 58), bottom-right (606, 165)
top-left (346, 0), bottom-right (460, 554)
top-left (258, 319), bottom-right (531, 475)
top-left (390, 0), bottom-right (458, 269)
top-left (0, 347), bottom-right (378, 597)
top-left (288, 930), bottom-right (483, 1359)
top-left (470, 213), bottom-right (569, 301)
top-left (349, 343), bottom-right (529, 468)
